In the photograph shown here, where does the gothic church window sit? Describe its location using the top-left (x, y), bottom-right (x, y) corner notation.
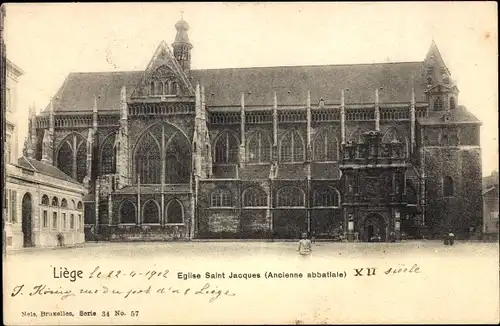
top-left (135, 132), bottom-right (161, 184)
top-left (277, 186), bottom-right (305, 207)
top-left (313, 187), bottom-right (340, 207)
top-left (214, 131), bottom-right (239, 164)
top-left (142, 199), bottom-right (160, 224)
top-left (101, 134), bottom-right (116, 175)
top-left (280, 129), bottom-right (304, 163)
top-left (166, 199), bottom-right (183, 224)
top-left (243, 187), bottom-right (267, 207)
top-left (120, 200), bottom-right (136, 224)
top-left (165, 132), bottom-right (191, 184)
top-left (313, 130), bottom-right (339, 162)
top-left (76, 143), bottom-right (87, 183)
top-left (247, 130), bottom-right (271, 163)
top-left (57, 141), bottom-right (73, 178)
top-left (211, 187), bottom-right (233, 207)
top-left (382, 128), bottom-right (408, 158)
top-left (443, 176), bottom-right (454, 197)
top-left (433, 96), bottom-right (444, 111)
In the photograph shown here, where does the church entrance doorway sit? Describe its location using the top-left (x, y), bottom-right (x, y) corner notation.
top-left (22, 193), bottom-right (33, 247)
top-left (363, 213), bottom-right (386, 242)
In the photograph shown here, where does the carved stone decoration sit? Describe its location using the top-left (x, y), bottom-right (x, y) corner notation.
top-left (365, 177), bottom-right (381, 198)
top-left (41, 129), bottom-right (54, 164)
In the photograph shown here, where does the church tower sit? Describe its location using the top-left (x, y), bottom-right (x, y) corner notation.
top-left (423, 41), bottom-right (459, 112)
top-left (172, 15), bottom-right (193, 73)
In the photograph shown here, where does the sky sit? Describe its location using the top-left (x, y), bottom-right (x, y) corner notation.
top-left (4, 2), bottom-right (498, 176)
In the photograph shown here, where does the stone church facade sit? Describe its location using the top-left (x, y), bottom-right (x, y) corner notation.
top-left (24, 19), bottom-right (483, 242)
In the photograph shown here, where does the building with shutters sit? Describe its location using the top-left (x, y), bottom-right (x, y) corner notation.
top-left (23, 18), bottom-right (483, 242)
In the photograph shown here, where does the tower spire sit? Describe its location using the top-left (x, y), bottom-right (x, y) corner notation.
top-left (172, 14), bottom-right (193, 73)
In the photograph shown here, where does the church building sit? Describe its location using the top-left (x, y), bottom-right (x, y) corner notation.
top-left (24, 18), bottom-right (483, 242)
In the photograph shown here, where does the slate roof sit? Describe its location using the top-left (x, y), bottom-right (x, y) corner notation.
top-left (17, 157), bottom-right (82, 185)
top-left (417, 105), bottom-right (481, 125)
top-left (45, 61), bottom-right (430, 113)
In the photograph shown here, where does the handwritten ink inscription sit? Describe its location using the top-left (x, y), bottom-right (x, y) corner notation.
top-left (10, 282), bottom-right (235, 303)
top-left (353, 264), bottom-right (421, 277)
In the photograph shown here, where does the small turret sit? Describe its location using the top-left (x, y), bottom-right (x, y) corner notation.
top-left (172, 13), bottom-right (193, 73)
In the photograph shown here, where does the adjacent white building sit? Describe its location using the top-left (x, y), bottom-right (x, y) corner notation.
top-left (4, 59), bottom-right (87, 251)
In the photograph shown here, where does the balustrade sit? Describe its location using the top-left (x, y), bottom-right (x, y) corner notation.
top-left (245, 111), bottom-right (272, 124)
top-left (312, 109), bottom-right (340, 122)
top-left (345, 108), bottom-right (375, 121)
top-left (129, 102), bottom-right (195, 116)
top-left (278, 110), bottom-right (307, 122)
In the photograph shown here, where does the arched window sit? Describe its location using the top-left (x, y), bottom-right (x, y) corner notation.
top-left (247, 130), bottom-right (271, 163)
top-left (76, 143), bottom-right (87, 183)
top-left (313, 130), bottom-right (339, 162)
top-left (449, 97), bottom-right (456, 110)
top-left (214, 131), bottom-right (239, 164)
top-left (406, 182), bottom-right (417, 204)
top-left (443, 176), bottom-right (454, 197)
top-left (51, 197), bottom-right (59, 207)
top-left (155, 81), bottom-right (163, 95)
top-left (41, 194), bottom-right (50, 206)
top-left (243, 187), bottom-right (267, 207)
top-left (171, 81), bottom-right (178, 95)
top-left (61, 198), bottom-right (68, 208)
top-left (119, 200), bottom-right (136, 224)
top-left (313, 187), bottom-right (340, 207)
top-left (211, 187), bottom-right (233, 207)
top-left (166, 199), bottom-right (183, 224)
top-left (433, 96), bottom-right (444, 111)
top-left (57, 141), bottom-right (73, 178)
top-left (135, 132), bottom-right (161, 184)
top-left (98, 201), bottom-right (108, 225)
top-left (142, 200), bottom-right (160, 224)
top-left (280, 129), bottom-right (304, 163)
top-left (150, 81), bottom-right (155, 95)
top-left (441, 134), bottom-right (449, 146)
top-left (165, 132), bottom-right (191, 184)
top-left (77, 201), bottom-right (83, 210)
top-left (101, 134), bottom-right (116, 175)
top-left (382, 128), bottom-right (408, 158)
top-left (277, 186), bottom-right (305, 207)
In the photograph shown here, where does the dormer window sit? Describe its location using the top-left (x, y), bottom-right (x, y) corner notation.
top-left (426, 77), bottom-right (432, 86)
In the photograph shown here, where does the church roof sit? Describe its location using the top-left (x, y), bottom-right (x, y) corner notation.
top-left (17, 156), bottom-right (82, 185)
top-left (417, 106), bottom-right (481, 125)
top-left (45, 61), bottom-right (430, 113)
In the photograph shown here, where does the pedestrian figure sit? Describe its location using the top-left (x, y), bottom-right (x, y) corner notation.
top-left (56, 233), bottom-right (64, 247)
top-left (297, 232), bottom-right (312, 255)
top-left (311, 231), bottom-right (316, 244)
top-left (448, 232), bottom-right (455, 246)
